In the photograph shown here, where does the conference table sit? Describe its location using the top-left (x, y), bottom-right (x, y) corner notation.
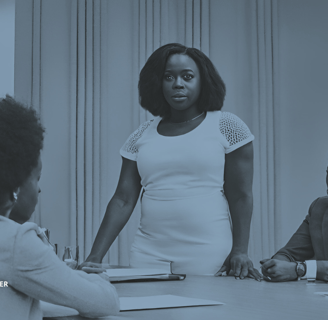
top-left (44, 275), bottom-right (328, 320)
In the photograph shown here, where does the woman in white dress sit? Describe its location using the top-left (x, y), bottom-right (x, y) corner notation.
top-left (81, 43), bottom-right (261, 279)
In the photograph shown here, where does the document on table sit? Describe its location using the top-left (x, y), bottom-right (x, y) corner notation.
top-left (314, 292), bottom-right (328, 296)
top-left (119, 295), bottom-right (224, 311)
top-left (40, 295), bottom-right (223, 317)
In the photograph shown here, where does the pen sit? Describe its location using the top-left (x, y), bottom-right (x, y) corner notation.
top-left (260, 266), bottom-right (271, 281)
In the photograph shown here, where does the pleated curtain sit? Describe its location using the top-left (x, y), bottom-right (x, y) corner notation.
top-left (248, 0), bottom-right (281, 265)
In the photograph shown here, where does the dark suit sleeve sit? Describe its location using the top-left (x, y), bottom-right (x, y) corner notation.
top-left (273, 198), bottom-right (320, 262)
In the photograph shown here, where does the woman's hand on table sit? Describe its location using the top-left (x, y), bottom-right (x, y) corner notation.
top-left (77, 256), bottom-right (107, 273)
top-left (260, 259), bottom-right (297, 282)
top-left (80, 268), bottom-right (111, 283)
top-left (215, 252), bottom-right (262, 281)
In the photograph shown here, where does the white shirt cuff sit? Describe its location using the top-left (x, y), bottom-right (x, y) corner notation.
top-left (302, 260), bottom-right (317, 281)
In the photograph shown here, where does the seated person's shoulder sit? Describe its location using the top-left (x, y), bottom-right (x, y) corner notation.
top-left (0, 219), bottom-right (49, 264)
top-left (13, 222), bottom-right (50, 257)
top-left (316, 195), bottom-right (328, 205)
top-left (15, 221), bottom-right (39, 236)
top-left (309, 196), bottom-right (328, 211)
top-left (0, 219), bottom-right (42, 279)
top-left (306, 196), bottom-right (328, 221)
top-left (0, 217), bottom-right (38, 247)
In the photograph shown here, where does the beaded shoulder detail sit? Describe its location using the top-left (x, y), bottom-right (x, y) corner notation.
top-left (121, 119), bottom-right (154, 155)
top-left (219, 112), bottom-right (252, 146)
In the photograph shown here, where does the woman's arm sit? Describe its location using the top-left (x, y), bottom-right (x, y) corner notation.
top-left (85, 157), bottom-right (142, 263)
top-left (218, 142), bottom-right (260, 280)
top-left (12, 225), bottom-right (120, 318)
top-left (224, 142), bottom-right (253, 255)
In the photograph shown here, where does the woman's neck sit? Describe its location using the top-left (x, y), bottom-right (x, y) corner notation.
top-left (169, 108), bottom-right (203, 123)
top-left (0, 197), bottom-right (14, 219)
top-left (0, 208), bottom-right (12, 219)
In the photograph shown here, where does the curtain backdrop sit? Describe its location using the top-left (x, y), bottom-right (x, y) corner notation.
top-left (247, 0), bottom-right (282, 262)
top-left (15, 0), bottom-right (327, 269)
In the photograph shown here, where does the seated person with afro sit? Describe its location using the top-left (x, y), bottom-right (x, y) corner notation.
top-left (0, 96), bottom-right (120, 320)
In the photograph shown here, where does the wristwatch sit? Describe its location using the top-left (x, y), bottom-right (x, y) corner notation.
top-left (295, 262), bottom-right (306, 280)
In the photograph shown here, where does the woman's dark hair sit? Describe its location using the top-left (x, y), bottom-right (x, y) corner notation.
top-left (0, 95), bottom-right (44, 199)
top-left (138, 43), bottom-right (226, 118)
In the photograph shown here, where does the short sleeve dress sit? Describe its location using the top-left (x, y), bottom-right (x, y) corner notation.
top-left (120, 111), bottom-right (254, 275)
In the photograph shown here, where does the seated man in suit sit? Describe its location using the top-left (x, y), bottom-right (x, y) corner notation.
top-left (261, 168), bottom-right (328, 282)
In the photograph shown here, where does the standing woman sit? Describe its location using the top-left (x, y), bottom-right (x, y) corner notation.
top-left (81, 43), bottom-right (260, 279)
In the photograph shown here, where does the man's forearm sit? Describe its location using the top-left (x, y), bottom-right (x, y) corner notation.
top-left (272, 253), bottom-right (294, 262)
top-left (273, 221), bottom-right (314, 262)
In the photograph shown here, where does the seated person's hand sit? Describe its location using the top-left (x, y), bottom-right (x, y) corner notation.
top-left (77, 260), bottom-right (107, 273)
top-left (216, 252), bottom-right (262, 281)
top-left (260, 259), bottom-right (297, 282)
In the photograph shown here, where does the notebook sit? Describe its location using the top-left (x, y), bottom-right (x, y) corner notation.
top-left (104, 267), bottom-right (186, 283)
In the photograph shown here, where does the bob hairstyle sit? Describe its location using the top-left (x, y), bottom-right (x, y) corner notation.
top-left (138, 43), bottom-right (226, 118)
top-left (0, 95), bottom-right (44, 203)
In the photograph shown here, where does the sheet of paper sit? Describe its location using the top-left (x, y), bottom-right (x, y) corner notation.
top-left (119, 294), bottom-right (224, 311)
top-left (40, 295), bottom-right (223, 316)
top-left (105, 267), bottom-right (170, 277)
top-left (314, 292), bottom-right (328, 296)
top-left (40, 301), bottom-right (79, 318)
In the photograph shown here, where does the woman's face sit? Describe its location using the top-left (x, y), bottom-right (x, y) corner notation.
top-left (10, 156), bottom-right (42, 224)
top-left (162, 54), bottom-right (201, 113)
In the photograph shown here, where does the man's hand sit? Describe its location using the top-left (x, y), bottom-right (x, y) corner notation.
top-left (260, 259), bottom-right (297, 282)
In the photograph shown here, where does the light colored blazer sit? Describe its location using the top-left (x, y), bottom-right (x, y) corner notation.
top-left (0, 216), bottom-right (120, 320)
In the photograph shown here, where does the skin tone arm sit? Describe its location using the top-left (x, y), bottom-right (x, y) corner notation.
top-left (260, 196), bottom-right (328, 281)
top-left (215, 142), bottom-right (261, 280)
top-left (259, 213), bottom-right (313, 281)
top-left (79, 158), bottom-right (141, 267)
top-left (261, 259), bottom-right (328, 282)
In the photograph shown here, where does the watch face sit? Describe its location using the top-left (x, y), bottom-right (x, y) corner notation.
top-left (297, 263), bottom-right (306, 277)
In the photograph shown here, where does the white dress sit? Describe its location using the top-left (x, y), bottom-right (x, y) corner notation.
top-left (120, 111), bottom-right (254, 275)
